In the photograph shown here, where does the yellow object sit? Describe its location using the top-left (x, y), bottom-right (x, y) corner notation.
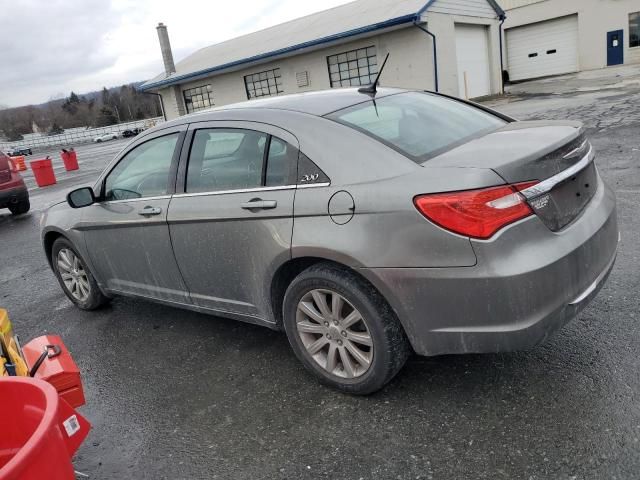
top-left (0, 309), bottom-right (29, 376)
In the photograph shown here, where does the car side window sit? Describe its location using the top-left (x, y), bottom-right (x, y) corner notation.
top-left (187, 129), bottom-right (267, 193)
top-left (104, 133), bottom-right (179, 201)
top-left (265, 137), bottom-right (298, 187)
top-left (187, 129), bottom-right (298, 193)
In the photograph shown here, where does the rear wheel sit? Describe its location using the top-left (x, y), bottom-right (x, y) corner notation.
top-left (282, 263), bottom-right (410, 395)
top-left (52, 238), bottom-right (110, 310)
top-left (9, 199), bottom-right (30, 215)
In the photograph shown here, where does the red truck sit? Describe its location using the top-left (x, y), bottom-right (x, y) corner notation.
top-left (0, 152), bottom-right (30, 215)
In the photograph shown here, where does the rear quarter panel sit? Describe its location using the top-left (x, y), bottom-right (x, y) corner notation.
top-left (283, 112), bottom-right (507, 268)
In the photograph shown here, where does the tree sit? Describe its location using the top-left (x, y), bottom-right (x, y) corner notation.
top-left (48, 122), bottom-right (64, 135)
top-left (95, 106), bottom-right (118, 127)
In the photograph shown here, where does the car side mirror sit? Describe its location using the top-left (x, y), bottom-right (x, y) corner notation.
top-left (67, 187), bottom-right (96, 208)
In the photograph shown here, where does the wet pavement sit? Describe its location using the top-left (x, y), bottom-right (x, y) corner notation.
top-left (1, 70), bottom-right (639, 479)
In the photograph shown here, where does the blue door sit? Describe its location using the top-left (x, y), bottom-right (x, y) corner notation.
top-left (607, 30), bottom-right (624, 66)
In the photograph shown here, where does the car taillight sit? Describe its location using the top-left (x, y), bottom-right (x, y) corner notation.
top-left (414, 181), bottom-right (538, 240)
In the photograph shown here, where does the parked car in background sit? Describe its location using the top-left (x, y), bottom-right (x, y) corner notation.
top-left (6, 146), bottom-right (32, 156)
top-left (0, 152), bottom-right (30, 215)
top-left (93, 133), bottom-right (118, 143)
top-left (122, 128), bottom-right (143, 138)
top-left (41, 88), bottom-right (618, 394)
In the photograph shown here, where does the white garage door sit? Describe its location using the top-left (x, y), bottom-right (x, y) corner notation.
top-left (506, 15), bottom-right (578, 82)
top-left (455, 24), bottom-right (492, 99)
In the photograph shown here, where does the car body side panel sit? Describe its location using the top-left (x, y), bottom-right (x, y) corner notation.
top-left (79, 197), bottom-right (191, 303)
top-left (167, 120), bottom-right (299, 323)
top-left (360, 172), bottom-right (618, 356)
top-left (168, 189), bottom-right (295, 321)
top-left (292, 167), bottom-right (505, 268)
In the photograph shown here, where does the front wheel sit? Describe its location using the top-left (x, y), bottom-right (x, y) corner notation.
top-left (282, 263), bottom-right (410, 395)
top-left (51, 238), bottom-right (110, 310)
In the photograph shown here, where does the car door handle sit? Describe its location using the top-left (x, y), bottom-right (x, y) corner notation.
top-left (138, 206), bottom-right (162, 216)
top-left (240, 199), bottom-right (278, 210)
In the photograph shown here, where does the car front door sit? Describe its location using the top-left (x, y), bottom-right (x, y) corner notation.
top-left (167, 121), bottom-right (299, 323)
top-left (82, 126), bottom-right (190, 304)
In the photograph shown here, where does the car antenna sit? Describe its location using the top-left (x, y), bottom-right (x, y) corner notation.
top-left (358, 53), bottom-right (390, 97)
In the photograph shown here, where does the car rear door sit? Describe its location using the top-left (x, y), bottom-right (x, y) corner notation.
top-left (82, 125), bottom-right (191, 303)
top-left (167, 121), bottom-right (299, 323)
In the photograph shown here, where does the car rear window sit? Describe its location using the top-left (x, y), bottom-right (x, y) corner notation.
top-left (327, 92), bottom-right (506, 162)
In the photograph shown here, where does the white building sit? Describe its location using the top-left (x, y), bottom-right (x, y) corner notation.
top-left (141, 0), bottom-right (506, 120)
top-left (500, 0), bottom-right (640, 82)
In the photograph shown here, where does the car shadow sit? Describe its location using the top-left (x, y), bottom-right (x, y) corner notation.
top-left (0, 211), bottom-right (33, 226)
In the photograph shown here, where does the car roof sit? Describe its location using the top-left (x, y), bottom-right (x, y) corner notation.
top-left (163, 87), bottom-right (408, 127)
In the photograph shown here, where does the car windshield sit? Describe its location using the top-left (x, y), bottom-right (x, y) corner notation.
top-left (327, 92), bottom-right (507, 162)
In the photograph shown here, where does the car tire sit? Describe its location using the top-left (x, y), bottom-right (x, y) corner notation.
top-left (9, 199), bottom-right (30, 215)
top-left (51, 237), bottom-right (110, 310)
top-left (282, 263), bottom-right (410, 395)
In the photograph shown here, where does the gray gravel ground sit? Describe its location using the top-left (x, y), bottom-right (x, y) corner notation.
top-left (1, 68), bottom-right (639, 479)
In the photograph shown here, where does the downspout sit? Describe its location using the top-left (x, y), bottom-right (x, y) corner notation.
top-left (499, 14), bottom-right (506, 93)
top-left (413, 20), bottom-right (439, 92)
top-left (142, 91), bottom-right (166, 121)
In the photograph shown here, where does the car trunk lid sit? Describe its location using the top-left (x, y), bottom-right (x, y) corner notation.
top-left (425, 121), bottom-right (596, 231)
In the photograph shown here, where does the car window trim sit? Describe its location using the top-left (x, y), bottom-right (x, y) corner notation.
top-left (261, 135), bottom-right (272, 187)
top-left (97, 194), bottom-right (173, 205)
top-left (95, 126), bottom-right (187, 202)
top-left (171, 182), bottom-right (330, 199)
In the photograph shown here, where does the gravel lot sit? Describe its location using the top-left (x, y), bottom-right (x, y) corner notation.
top-left (1, 67), bottom-right (639, 479)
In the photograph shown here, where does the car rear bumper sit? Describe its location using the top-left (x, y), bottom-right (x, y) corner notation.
top-left (0, 185), bottom-right (29, 208)
top-left (361, 172), bottom-right (618, 356)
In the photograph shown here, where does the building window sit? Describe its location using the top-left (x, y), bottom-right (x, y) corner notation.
top-left (244, 68), bottom-right (284, 99)
top-left (327, 46), bottom-right (377, 88)
top-left (631, 12), bottom-right (640, 48)
top-left (183, 85), bottom-right (214, 113)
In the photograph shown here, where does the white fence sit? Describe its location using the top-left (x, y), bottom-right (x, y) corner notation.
top-left (0, 117), bottom-right (165, 152)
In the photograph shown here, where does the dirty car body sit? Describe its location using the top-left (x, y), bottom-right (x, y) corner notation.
top-left (0, 152), bottom-right (30, 215)
top-left (41, 88), bottom-right (618, 391)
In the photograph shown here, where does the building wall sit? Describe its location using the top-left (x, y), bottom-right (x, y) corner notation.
top-left (424, 11), bottom-right (503, 98)
top-left (159, 12), bottom-right (502, 120)
top-left (503, 0), bottom-right (640, 73)
top-left (164, 27), bottom-right (435, 120)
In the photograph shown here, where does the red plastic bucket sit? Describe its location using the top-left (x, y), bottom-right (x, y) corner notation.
top-left (30, 159), bottom-right (56, 187)
top-left (60, 151), bottom-right (78, 171)
top-left (0, 377), bottom-right (91, 480)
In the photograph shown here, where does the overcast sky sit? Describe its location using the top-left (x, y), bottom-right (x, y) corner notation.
top-left (0, 0), bottom-right (351, 108)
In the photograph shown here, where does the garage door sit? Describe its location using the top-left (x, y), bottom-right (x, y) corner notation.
top-left (455, 24), bottom-right (492, 99)
top-left (506, 15), bottom-right (578, 81)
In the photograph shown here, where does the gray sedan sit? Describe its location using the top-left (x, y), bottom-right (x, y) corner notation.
top-left (41, 88), bottom-right (618, 394)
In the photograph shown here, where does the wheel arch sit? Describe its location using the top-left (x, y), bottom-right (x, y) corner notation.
top-left (43, 229), bottom-right (68, 268)
top-left (269, 256), bottom-right (405, 336)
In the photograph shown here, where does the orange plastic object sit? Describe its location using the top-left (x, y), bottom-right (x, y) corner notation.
top-left (22, 336), bottom-right (85, 408)
top-left (60, 151), bottom-right (78, 171)
top-left (29, 158), bottom-right (56, 187)
top-left (0, 377), bottom-right (91, 480)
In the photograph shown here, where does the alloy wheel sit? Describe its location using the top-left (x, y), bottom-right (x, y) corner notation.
top-left (57, 248), bottom-right (91, 302)
top-left (296, 289), bottom-right (373, 378)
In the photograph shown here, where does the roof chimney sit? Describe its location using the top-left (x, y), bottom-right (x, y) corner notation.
top-left (156, 22), bottom-right (176, 77)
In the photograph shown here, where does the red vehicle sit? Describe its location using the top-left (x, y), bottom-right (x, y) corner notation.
top-left (0, 152), bottom-right (30, 215)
